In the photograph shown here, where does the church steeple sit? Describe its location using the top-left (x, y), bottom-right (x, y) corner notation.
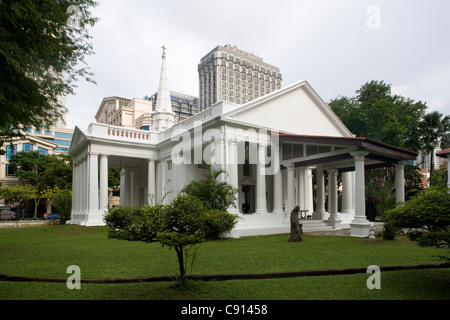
top-left (155, 45), bottom-right (173, 113)
top-left (152, 45), bottom-right (175, 132)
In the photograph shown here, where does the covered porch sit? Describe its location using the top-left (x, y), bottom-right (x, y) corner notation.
top-left (279, 134), bottom-right (418, 237)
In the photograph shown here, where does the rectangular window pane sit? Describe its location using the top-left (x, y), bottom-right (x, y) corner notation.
top-left (6, 145), bottom-right (17, 160)
top-left (22, 143), bottom-right (33, 152)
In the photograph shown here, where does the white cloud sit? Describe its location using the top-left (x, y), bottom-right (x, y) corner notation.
top-left (65, 0), bottom-right (450, 130)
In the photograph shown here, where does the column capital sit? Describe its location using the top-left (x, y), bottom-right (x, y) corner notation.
top-left (327, 168), bottom-right (338, 175)
top-left (350, 151), bottom-right (369, 160)
top-left (395, 160), bottom-right (408, 167)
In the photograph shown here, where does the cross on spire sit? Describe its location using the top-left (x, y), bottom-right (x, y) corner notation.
top-left (161, 45), bottom-right (167, 56)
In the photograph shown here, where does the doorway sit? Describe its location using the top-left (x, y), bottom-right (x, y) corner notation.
top-left (241, 185), bottom-right (255, 214)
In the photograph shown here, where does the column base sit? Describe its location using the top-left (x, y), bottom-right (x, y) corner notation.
top-left (83, 209), bottom-right (107, 226)
top-left (313, 209), bottom-right (329, 220)
top-left (349, 220), bottom-right (372, 237)
top-left (227, 207), bottom-right (241, 215)
top-left (254, 209), bottom-right (268, 215)
top-left (328, 215), bottom-right (342, 229)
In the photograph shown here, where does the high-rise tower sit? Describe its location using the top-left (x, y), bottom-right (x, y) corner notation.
top-left (198, 44), bottom-right (282, 110)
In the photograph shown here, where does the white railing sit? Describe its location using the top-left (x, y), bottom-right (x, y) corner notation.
top-left (88, 123), bottom-right (158, 144)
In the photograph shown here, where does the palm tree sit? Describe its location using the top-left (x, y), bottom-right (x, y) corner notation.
top-left (182, 164), bottom-right (238, 211)
top-left (418, 111), bottom-right (450, 186)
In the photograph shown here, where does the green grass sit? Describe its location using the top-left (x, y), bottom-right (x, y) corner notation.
top-left (0, 225), bottom-right (449, 300)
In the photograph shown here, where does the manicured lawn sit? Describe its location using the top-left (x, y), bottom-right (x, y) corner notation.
top-left (0, 225), bottom-right (449, 300)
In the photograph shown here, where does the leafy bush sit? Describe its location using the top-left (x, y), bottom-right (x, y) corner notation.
top-left (203, 209), bottom-right (238, 240)
top-left (182, 164), bottom-right (238, 211)
top-left (384, 187), bottom-right (450, 253)
top-left (104, 204), bottom-right (163, 242)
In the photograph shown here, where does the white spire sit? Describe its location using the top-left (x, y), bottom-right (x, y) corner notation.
top-left (155, 45), bottom-right (173, 113)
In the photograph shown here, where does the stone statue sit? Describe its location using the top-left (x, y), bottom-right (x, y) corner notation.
top-left (289, 206), bottom-right (303, 242)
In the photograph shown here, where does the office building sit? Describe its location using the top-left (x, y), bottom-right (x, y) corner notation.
top-left (198, 44), bottom-right (282, 110)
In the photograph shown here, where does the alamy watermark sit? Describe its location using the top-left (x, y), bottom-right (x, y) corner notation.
top-left (66, 265), bottom-right (81, 290)
top-left (66, 5), bottom-right (81, 28)
top-left (170, 125), bottom-right (280, 175)
top-left (366, 265), bottom-right (381, 289)
top-left (366, 5), bottom-right (381, 30)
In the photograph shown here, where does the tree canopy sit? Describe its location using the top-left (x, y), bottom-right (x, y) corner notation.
top-left (329, 80), bottom-right (428, 151)
top-left (5, 151), bottom-right (72, 218)
top-left (0, 0), bottom-right (98, 148)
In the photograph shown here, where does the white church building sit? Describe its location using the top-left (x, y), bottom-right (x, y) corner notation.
top-left (68, 49), bottom-right (417, 238)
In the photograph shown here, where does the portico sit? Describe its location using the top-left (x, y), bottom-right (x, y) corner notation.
top-left (278, 134), bottom-right (417, 237)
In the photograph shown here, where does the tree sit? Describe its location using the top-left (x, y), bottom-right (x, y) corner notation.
top-left (8, 151), bottom-right (72, 218)
top-left (157, 194), bottom-right (209, 283)
top-left (182, 164), bottom-right (238, 211)
top-left (42, 186), bottom-right (72, 223)
top-left (416, 111), bottom-right (450, 186)
top-left (0, 184), bottom-right (39, 218)
top-left (0, 0), bottom-right (98, 149)
top-left (104, 193), bottom-right (238, 283)
top-left (329, 80), bottom-right (427, 150)
top-left (384, 187), bottom-right (450, 260)
top-left (108, 167), bottom-right (121, 194)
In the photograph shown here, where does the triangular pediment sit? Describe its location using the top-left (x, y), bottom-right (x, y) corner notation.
top-left (69, 126), bottom-right (88, 154)
top-left (222, 80), bottom-right (353, 138)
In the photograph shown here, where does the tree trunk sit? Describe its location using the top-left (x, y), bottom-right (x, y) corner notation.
top-left (33, 198), bottom-right (40, 219)
top-left (175, 246), bottom-right (186, 281)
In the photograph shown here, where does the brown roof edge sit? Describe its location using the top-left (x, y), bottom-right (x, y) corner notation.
top-left (277, 133), bottom-right (418, 158)
top-left (436, 148), bottom-right (450, 157)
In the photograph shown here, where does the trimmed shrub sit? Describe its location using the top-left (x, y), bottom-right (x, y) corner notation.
top-left (203, 209), bottom-right (238, 240)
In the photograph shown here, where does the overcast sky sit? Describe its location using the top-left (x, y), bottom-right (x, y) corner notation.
top-left (65, 0), bottom-right (450, 130)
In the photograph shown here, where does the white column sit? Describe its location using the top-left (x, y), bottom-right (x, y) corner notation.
top-left (73, 163), bottom-right (80, 213)
top-left (160, 160), bottom-right (167, 204)
top-left (272, 164), bottom-right (283, 214)
top-left (255, 143), bottom-right (267, 214)
top-left (297, 168), bottom-right (304, 208)
top-left (70, 162), bottom-right (79, 222)
top-left (148, 160), bottom-right (156, 205)
top-left (214, 136), bottom-right (226, 182)
top-left (350, 151), bottom-right (371, 237)
top-left (88, 153), bottom-right (99, 212)
top-left (327, 169), bottom-right (341, 228)
top-left (313, 166), bottom-right (327, 220)
top-left (287, 163), bottom-right (295, 215)
top-left (228, 139), bottom-right (240, 214)
top-left (99, 154), bottom-right (109, 212)
top-left (81, 158), bottom-right (87, 214)
top-left (395, 160), bottom-right (406, 205)
top-left (341, 171), bottom-right (354, 214)
top-left (120, 169), bottom-right (125, 206)
top-left (305, 168), bottom-right (314, 216)
top-left (129, 169), bottom-right (139, 207)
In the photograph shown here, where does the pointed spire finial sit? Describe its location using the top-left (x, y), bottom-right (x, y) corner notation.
top-left (155, 45), bottom-right (173, 114)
